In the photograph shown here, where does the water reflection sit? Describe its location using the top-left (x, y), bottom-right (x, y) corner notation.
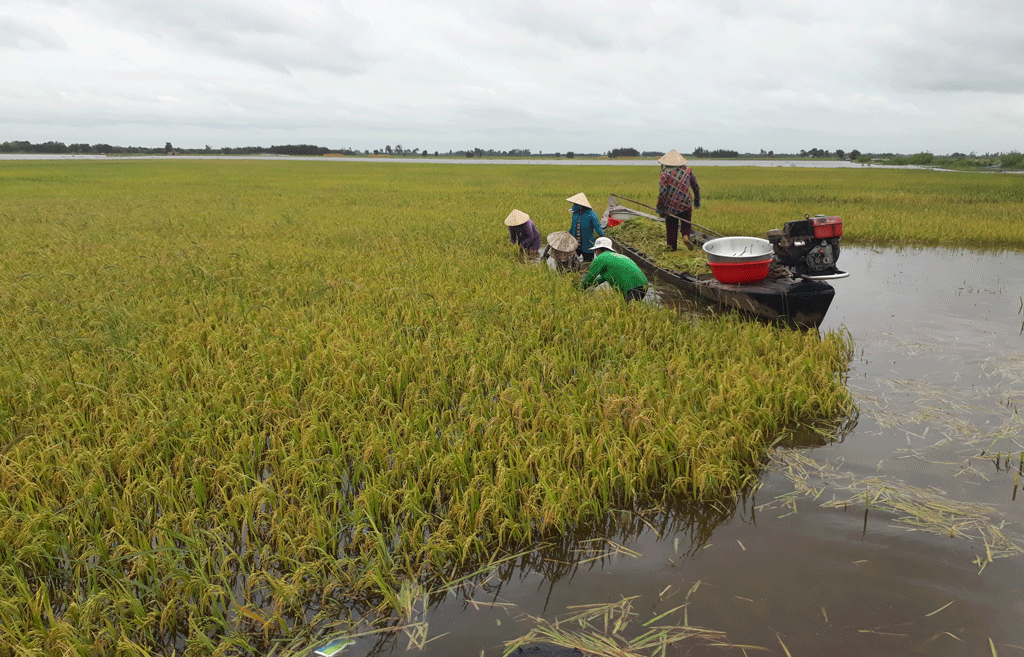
top-left (340, 495), bottom-right (752, 657)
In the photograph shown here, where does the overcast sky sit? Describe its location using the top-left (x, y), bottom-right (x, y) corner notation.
top-left (2, 0), bottom-right (1022, 154)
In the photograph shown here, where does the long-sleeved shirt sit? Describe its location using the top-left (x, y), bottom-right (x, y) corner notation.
top-left (509, 219), bottom-right (541, 251)
top-left (569, 207), bottom-right (604, 253)
top-left (582, 251), bottom-right (648, 293)
top-left (656, 166), bottom-right (701, 215)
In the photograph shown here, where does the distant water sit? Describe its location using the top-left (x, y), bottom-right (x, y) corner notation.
top-left (0, 153), bottom-right (882, 168)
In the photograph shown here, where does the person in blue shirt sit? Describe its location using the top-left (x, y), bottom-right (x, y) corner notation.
top-left (566, 192), bottom-right (604, 263)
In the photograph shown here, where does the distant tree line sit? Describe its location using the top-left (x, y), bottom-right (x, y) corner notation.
top-left (692, 146), bottom-right (740, 158)
top-left (222, 144), bottom-right (331, 156)
top-left (0, 140), bottom-right (163, 155)
top-left (0, 140), bottom-right (601, 159)
top-left (0, 140), bottom-right (374, 156)
top-left (2, 140), bottom-right (1020, 169)
top-left (603, 145), bottom-right (1023, 170)
top-left (435, 148), bottom-right (602, 158)
top-left (877, 151), bottom-right (1023, 169)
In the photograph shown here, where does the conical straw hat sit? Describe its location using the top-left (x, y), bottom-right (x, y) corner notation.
top-left (565, 192), bottom-right (592, 208)
top-left (504, 209), bottom-right (530, 226)
top-left (546, 231), bottom-right (579, 251)
top-left (657, 150), bottom-right (688, 166)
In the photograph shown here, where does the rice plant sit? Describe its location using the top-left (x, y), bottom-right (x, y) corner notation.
top-left (0, 160), bottom-right (865, 655)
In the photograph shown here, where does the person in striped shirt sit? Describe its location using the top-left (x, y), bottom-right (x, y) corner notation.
top-left (655, 150), bottom-right (701, 251)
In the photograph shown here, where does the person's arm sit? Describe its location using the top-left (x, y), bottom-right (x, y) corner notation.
top-left (509, 226), bottom-right (517, 244)
top-left (591, 211), bottom-right (604, 237)
top-left (690, 172), bottom-right (701, 209)
top-left (581, 258), bottom-right (605, 289)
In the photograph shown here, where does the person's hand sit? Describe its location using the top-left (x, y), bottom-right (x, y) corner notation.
top-left (695, 201), bottom-right (701, 209)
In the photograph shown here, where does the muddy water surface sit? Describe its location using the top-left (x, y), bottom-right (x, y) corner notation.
top-left (337, 247), bottom-right (1024, 657)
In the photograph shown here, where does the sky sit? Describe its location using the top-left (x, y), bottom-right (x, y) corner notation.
top-left (2, 0), bottom-right (1023, 155)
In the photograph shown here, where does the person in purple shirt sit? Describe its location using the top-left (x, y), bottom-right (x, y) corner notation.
top-left (505, 209), bottom-right (541, 259)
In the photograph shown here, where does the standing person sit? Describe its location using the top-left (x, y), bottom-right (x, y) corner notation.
top-left (505, 209), bottom-right (541, 259)
top-left (656, 150), bottom-right (701, 251)
top-left (581, 237), bottom-right (648, 302)
top-left (566, 192), bottom-right (604, 263)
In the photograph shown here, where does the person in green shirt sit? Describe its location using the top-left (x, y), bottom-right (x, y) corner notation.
top-left (581, 237), bottom-right (649, 302)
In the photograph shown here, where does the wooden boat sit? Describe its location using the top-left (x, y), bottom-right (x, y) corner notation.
top-left (608, 236), bottom-right (836, 328)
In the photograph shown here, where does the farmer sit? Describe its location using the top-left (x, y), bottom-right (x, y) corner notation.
top-left (566, 192), bottom-right (604, 263)
top-left (505, 209), bottom-right (541, 259)
top-left (656, 150), bottom-right (701, 251)
top-left (541, 231), bottom-right (581, 272)
top-left (581, 237), bottom-right (648, 302)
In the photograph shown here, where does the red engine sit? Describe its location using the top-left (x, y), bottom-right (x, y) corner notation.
top-left (810, 215), bottom-right (843, 239)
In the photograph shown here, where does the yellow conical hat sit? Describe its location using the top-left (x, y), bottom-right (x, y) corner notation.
top-left (504, 209), bottom-right (530, 226)
top-left (546, 231), bottom-right (579, 251)
top-left (658, 150), bottom-right (688, 166)
top-left (565, 192), bottom-right (592, 209)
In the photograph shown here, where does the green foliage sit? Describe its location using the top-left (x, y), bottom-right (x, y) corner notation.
top-left (693, 147), bottom-right (740, 158)
top-left (999, 151), bottom-right (1024, 169)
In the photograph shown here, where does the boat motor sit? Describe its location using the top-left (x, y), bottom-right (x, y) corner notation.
top-left (767, 214), bottom-right (844, 278)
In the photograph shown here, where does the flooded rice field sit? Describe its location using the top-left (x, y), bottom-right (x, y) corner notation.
top-left (327, 246), bottom-right (1024, 657)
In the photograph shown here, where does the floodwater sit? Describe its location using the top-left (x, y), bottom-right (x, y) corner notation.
top-left (328, 246), bottom-right (1024, 657)
top-left (0, 153), bottom-right (874, 168)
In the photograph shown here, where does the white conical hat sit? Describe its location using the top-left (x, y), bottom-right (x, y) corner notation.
top-left (658, 150), bottom-right (688, 166)
top-left (565, 192), bottom-right (592, 209)
top-left (546, 231), bottom-right (579, 251)
top-left (504, 209), bottom-right (530, 226)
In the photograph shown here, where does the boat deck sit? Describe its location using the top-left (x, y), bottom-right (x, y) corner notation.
top-left (608, 237), bottom-right (835, 328)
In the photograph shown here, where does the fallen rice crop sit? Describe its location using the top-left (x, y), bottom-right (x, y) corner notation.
top-left (0, 160), bottom-right (863, 655)
top-left (604, 216), bottom-right (712, 274)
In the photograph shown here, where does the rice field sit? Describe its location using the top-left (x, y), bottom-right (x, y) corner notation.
top-left (610, 165), bottom-right (1024, 248)
top-left (5, 159), bottom-right (1019, 655)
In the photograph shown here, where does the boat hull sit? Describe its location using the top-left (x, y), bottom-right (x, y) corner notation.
top-left (609, 237), bottom-right (835, 328)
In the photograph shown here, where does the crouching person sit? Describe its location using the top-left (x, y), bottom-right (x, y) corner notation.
top-left (541, 231), bottom-right (581, 272)
top-left (505, 209), bottom-right (541, 260)
top-left (581, 237), bottom-right (648, 302)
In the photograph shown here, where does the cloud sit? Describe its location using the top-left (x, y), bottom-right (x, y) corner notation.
top-left (0, 15), bottom-right (67, 50)
top-left (1, 0), bottom-right (1022, 153)
top-left (60, 0), bottom-right (371, 75)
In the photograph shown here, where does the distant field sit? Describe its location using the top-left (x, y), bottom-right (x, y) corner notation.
top-left (590, 164), bottom-right (1024, 249)
top-left (2, 158), bottom-right (998, 654)
top-left (690, 166), bottom-right (1024, 248)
